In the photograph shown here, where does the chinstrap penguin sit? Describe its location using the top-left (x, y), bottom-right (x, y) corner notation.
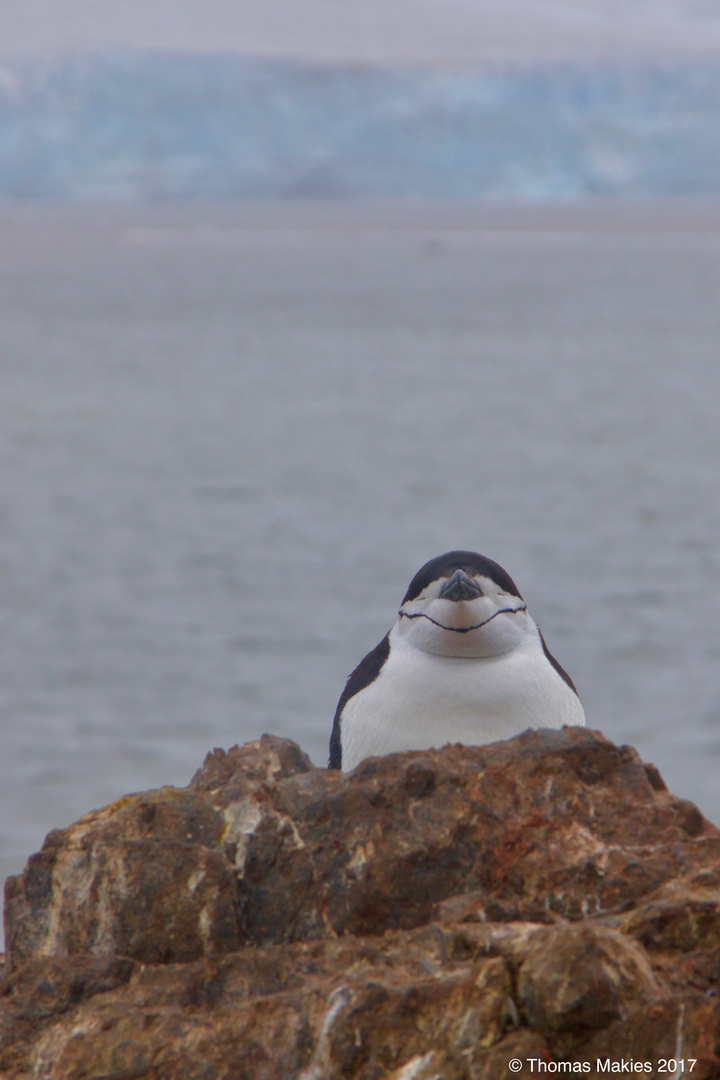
top-left (329, 550), bottom-right (585, 772)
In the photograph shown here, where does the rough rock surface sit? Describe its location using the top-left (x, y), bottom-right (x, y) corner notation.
top-left (3, 727), bottom-right (720, 1079)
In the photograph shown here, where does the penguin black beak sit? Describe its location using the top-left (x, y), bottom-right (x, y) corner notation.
top-left (439, 569), bottom-right (484, 602)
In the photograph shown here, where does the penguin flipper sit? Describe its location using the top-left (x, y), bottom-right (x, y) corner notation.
top-left (538, 628), bottom-right (579, 695)
top-left (328, 633), bottom-right (391, 770)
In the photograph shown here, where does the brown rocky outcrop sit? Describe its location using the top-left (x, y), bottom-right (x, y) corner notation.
top-left (2, 727), bottom-right (720, 1078)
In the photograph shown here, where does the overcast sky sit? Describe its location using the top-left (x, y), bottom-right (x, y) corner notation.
top-left (2, 0), bottom-right (720, 63)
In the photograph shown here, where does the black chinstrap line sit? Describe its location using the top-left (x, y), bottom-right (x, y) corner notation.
top-left (398, 605), bottom-right (527, 634)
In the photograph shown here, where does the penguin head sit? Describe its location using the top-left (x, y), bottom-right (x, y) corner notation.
top-left (396, 550), bottom-right (531, 659)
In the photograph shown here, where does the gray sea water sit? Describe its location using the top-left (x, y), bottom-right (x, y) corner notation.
top-left (2, 202), bottom-right (720, 936)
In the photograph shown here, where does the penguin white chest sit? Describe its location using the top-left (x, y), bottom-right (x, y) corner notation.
top-left (339, 632), bottom-right (581, 772)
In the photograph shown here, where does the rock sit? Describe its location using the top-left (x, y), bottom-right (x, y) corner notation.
top-left (516, 923), bottom-right (666, 1034)
top-left (3, 727), bottom-right (720, 1078)
top-left (4, 787), bottom-right (241, 967)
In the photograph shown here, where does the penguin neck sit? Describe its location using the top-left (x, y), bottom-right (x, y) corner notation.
top-left (393, 606), bottom-right (537, 660)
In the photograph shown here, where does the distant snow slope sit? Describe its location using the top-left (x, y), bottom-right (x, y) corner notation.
top-left (1, 52), bottom-right (720, 201)
top-left (1, 0), bottom-right (720, 62)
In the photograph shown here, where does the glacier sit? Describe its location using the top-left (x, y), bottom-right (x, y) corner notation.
top-left (0, 51), bottom-right (719, 201)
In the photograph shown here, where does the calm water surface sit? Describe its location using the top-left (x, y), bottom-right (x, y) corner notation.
top-left (1, 202), bottom-right (720, 932)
